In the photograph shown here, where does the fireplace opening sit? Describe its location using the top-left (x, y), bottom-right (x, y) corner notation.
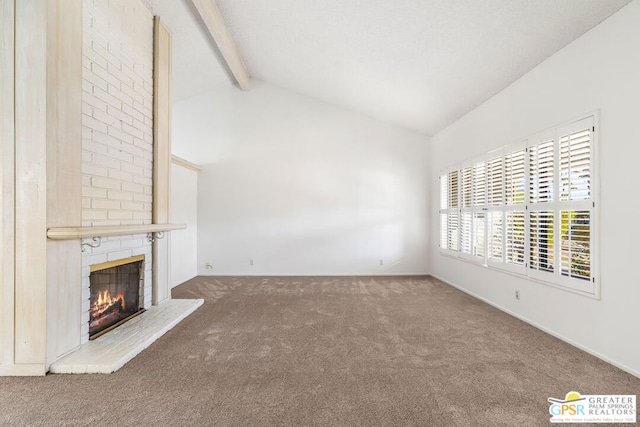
top-left (89, 256), bottom-right (145, 339)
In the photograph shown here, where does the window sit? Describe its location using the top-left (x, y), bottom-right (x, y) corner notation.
top-left (460, 165), bottom-right (472, 256)
top-left (503, 148), bottom-right (526, 271)
top-left (439, 169), bottom-right (459, 254)
top-left (527, 132), bottom-right (555, 281)
top-left (439, 115), bottom-right (597, 295)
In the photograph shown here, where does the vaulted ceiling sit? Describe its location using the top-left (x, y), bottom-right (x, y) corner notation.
top-left (143, 0), bottom-right (632, 136)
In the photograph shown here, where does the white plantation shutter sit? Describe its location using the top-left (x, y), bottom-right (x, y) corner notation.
top-left (505, 150), bottom-right (525, 205)
top-left (456, 160), bottom-right (488, 261)
top-left (439, 175), bottom-right (446, 249)
top-left (487, 211), bottom-right (503, 262)
top-left (560, 129), bottom-right (591, 201)
top-left (556, 117), bottom-right (593, 287)
top-left (439, 170), bottom-right (460, 253)
top-left (560, 210), bottom-right (591, 280)
top-left (470, 161), bottom-right (487, 260)
top-left (449, 171), bottom-right (459, 209)
top-left (486, 156), bottom-right (504, 267)
top-left (440, 175), bottom-right (447, 210)
top-left (447, 212), bottom-right (459, 251)
top-left (506, 211), bottom-right (525, 266)
top-left (529, 139), bottom-right (555, 203)
top-left (438, 114), bottom-right (596, 295)
top-left (528, 132), bottom-right (557, 280)
top-left (472, 161), bottom-right (486, 207)
top-left (487, 157), bottom-right (503, 206)
top-left (502, 147), bottom-right (526, 273)
top-left (461, 166), bottom-right (472, 208)
top-left (460, 212), bottom-right (472, 255)
top-left (448, 171), bottom-right (459, 252)
top-left (473, 212), bottom-right (485, 258)
top-left (529, 211), bottom-right (554, 273)
top-left (459, 165), bottom-right (472, 257)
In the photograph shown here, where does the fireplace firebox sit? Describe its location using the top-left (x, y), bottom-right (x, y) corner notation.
top-left (89, 256), bottom-right (145, 339)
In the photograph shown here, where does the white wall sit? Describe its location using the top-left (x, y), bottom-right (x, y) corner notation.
top-left (170, 161), bottom-right (198, 287)
top-left (429, 0), bottom-right (640, 377)
top-left (172, 81), bottom-right (430, 276)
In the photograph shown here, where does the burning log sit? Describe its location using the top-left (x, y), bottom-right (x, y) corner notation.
top-left (91, 290), bottom-right (125, 319)
top-left (99, 297), bottom-right (123, 317)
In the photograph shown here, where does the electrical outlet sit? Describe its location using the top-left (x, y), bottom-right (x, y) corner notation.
top-left (515, 290), bottom-right (520, 300)
top-left (379, 259), bottom-right (384, 266)
top-left (249, 259), bottom-right (254, 266)
top-left (204, 263), bottom-right (213, 270)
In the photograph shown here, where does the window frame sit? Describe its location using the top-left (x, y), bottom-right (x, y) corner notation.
top-left (438, 113), bottom-right (599, 298)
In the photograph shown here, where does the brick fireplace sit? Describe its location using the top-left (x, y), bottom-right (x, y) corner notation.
top-left (0, 0), bottom-right (202, 376)
top-left (80, 0), bottom-right (156, 343)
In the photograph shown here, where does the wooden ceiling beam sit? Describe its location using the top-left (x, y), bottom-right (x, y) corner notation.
top-left (191, 0), bottom-right (250, 90)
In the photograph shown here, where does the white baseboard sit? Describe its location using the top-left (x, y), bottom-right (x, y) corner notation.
top-left (0, 364), bottom-right (47, 376)
top-left (429, 273), bottom-right (640, 380)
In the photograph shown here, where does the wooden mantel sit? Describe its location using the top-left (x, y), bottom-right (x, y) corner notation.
top-left (47, 223), bottom-right (186, 240)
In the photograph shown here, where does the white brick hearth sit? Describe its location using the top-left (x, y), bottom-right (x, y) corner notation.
top-left (50, 299), bottom-right (203, 374)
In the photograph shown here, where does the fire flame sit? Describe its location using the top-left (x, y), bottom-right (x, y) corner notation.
top-left (91, 289), bottom-right (125, 319)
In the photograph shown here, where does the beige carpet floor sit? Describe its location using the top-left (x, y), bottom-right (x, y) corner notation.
top-left (0, 276), bottom-right (638, 426)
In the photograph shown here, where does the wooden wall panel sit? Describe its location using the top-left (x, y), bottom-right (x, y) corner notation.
top-left (14, 0), bottom-right (48, 369)
top-left (0, 0), bottom-right (16, 368)
top-left (45, 0), bottom-right (83, 365)
top-left (152, 17), bottom-right (172, 305)
top-left (2, 0), bottom-right (91, 375)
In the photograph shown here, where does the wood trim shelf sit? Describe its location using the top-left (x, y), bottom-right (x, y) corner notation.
top-left (171, 155), bottom-right (201, 172)
top-left (46, 223), bottom-right (186, 240)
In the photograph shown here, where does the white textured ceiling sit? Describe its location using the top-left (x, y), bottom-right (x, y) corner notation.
top-left (144, 0), bottom-right (632, 136)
